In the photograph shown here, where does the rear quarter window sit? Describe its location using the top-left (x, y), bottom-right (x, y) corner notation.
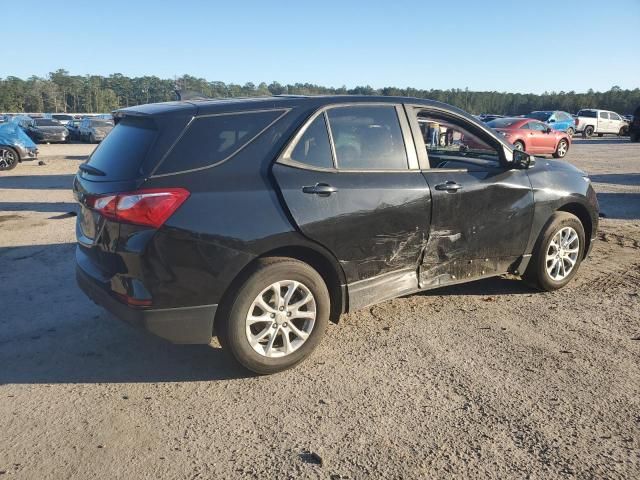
top-left (154, 110), bottom-right (285, 175)
top-left (84, 117), bottom-right (157, 181)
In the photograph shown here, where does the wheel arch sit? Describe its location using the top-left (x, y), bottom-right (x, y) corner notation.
top-left (557, 202), bottom-right (593, 258)
top-left (213, 243), bottom-right (347, 333)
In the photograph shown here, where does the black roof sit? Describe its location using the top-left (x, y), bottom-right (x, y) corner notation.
top-left (116, 95), bottom-right (465, 118)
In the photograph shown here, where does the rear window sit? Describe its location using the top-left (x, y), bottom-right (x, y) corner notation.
top-left (526, 112), bottom-right (551, 121)
top-left (84, 117), bottom-right (157, 181)
top-left (155, 110), bottom-right (284, 175)
top-left (578, 110), bottom-right (597, 118)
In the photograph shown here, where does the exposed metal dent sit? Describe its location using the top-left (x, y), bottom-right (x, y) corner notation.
top-left (347, 269), bottom-right (418, 311)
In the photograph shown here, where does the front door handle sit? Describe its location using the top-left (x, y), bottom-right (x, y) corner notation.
top-left (434, 181), bottom-right (463, 192)
top-left (302, 183), bottom-right (338, 196)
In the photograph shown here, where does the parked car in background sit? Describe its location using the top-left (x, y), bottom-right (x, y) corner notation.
top-left (487, 117), bottom-right (571, 158)
top-left (0, 122), bottom-right (38, 171)
top-left (629, 106), bottom-right (640, 142)
top-left (525, 111), bottom-right (575, 136)
top-left (479, 114), bottom-right (504, 123)
top-left (74, 96), bottom-right (598, 374)
top-left (78, 117), bottom-right (114, 143)
top-left (24, 118), bottom-right (69, 143)
top-left (44, 113), bottom-right (75, 126)
top-left (574, 109), bottom-right (628, 137)
top-left (66, 118), bottom-right (82, 141)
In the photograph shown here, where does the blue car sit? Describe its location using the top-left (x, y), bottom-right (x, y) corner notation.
top-left (525, 111), bottom-right (576, 136)
top-left (0, 122), bottom-right (38, 171)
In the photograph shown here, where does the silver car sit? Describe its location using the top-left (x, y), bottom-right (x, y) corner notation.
top-left (78, 118), bottom-right (114, 143)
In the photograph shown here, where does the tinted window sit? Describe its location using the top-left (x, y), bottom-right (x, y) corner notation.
top-left (35, 119), bottom-right (60, 126)
top-left (327, 106), bottom-right (407, 170)
top-left (156, 110), bottom-right (283, 175)
top-left (526, 112), bottom-right (551, 121)
top-left (85, 117), bottom-right (157, 181)
top-left (529, 122), bottom-right (547, 131)
top-left (520, 122), bottom-right (531, 130)
top-left (599, 112), bottom-right (609, 119)
top-left (487, 118), bottom-right (522, 128)
top-left (290, 115), bottom-right (333, 169)
top-left (578, 110), bottom-right (597, 118)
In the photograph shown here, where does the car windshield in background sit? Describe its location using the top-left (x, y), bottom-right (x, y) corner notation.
top-left (91, 120), bottom-right (113, 127)
top-left (526, 112), bottom-right (551, 121)
top-left (487, 118), bottom-right (522, 128)
top-left (53, 115), bottom-right (73, 121)
top-left (35, 119), bottom-right (61, 126)
top-left (577, 110), bottom-right (597, 118)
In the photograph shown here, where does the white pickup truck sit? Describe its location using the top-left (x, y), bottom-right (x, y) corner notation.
top-left (574, 109), bottom-right (629, 137)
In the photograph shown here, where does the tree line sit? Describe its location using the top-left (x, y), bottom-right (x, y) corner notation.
top-left (1, 69), bottom-right (638, 115)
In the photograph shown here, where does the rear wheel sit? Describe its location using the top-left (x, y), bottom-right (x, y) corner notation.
top-left (524, 212), bottom-right (585, 291)
top-left (566, 127), bottom-right (574, 137)
top-left (513, 140), bottom-right (525, 151)
top-left (0, 146), bottom-right (19, 171)
top-left (217, 257), bottom-right (330, 374)
top-left (584, 125), bottom-right (594, 138)
top-left (552, 139), bottom-right (569, 158)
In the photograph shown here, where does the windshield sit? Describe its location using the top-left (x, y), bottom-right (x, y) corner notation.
top-left (487, 118), bottom-right (522, 128)
top-left (525, 112), bottom-right (551, 121)
top-left (35, 119), bottom-right (61, 126)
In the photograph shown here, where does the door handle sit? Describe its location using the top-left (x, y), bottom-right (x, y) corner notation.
top-left (302, 183), bottom-right (338, 196)
top-left (434, 181), bottom-right (463, 192)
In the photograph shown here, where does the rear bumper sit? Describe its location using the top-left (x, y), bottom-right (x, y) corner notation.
top-left (76, 261), bottom-right (216, 344)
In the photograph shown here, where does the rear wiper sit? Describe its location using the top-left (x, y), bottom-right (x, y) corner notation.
top-left (79, 164), bottom-right (106, 176)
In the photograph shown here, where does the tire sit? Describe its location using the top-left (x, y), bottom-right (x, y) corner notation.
top-left (217, 257), bottom-right (330, 374)
top-left (0, 146), bottom-right (19, 171)
top-left (618, 126), bottom-right (627, 136)
top-left (523, 212), bottom-right (585, 291)
top-left (584, 125), bottom-right (594, 138)
top-left (566, 127), bottom-right (574, 137)
top-left (552, 139), bottom-right (569, 158)
top-left (513, 140), bottom-right (525, 151)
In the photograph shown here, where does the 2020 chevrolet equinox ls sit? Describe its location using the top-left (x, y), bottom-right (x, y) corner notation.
top-left (74, 96), bottom-right (598, 374)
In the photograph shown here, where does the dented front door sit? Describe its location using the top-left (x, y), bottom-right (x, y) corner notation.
top-left (420, 167), bottom-right (534, 287)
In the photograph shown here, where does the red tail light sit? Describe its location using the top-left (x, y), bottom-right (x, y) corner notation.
top-left (574, 118), bottom-right (579, 126)
top-left (87, 188), bottom-right (190, 228)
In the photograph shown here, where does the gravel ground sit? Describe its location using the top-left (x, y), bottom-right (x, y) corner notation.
top-left (1, 138), bottom-right (639, 479)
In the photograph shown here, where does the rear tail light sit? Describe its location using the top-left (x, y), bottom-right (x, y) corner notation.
top-left (574, 118), bottom-right (579, 126)
top-left (86, 188), bottom-right (190, 228)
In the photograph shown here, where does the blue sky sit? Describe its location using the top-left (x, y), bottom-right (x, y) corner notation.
top-left (4, 0), bottom-right (639, 93)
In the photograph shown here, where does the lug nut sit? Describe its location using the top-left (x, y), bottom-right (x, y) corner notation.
top-left (283, 323), bottom-right (288, 327)
top-left (287, 312), bottom-right (291, 317)
top-left (279, 306), bottom-right (284, 311)
top-left (270, 313), bottom-right (275, 318)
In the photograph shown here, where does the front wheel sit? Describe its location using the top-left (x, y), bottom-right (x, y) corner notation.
top-left (217, 257), bottom-right (330, 374)
top-left (552, 139), bottom-right (569, 158)
top-left (618, 126), bottom-right (628, 136)
top-left (524, 212), bottom-right (585, 291)
top-left (0, 146), bottom-right (19, 171)
top-left (513, 140), bottom-right (525, 151)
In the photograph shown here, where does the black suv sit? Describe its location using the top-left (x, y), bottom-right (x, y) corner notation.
top-left (74, 96), bottom-right (598, 374)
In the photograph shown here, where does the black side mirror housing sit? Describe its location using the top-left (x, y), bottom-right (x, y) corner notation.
top-left (513, 149), bottom-right (536, 169)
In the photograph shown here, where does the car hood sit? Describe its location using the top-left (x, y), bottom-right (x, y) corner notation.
top-left (36, 126), bottom-right (67, 133)
top-left (534, 157), bottom-right (586, 176)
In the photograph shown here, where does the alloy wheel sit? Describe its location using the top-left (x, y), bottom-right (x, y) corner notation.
top-left (245, 280), bottom-right (316, 358)
top-left (0, 148), bottom-right (17, 170)
top-left (557, 140), bottom-right (568, 157)
top-left (545, 226), bottom-right (580, 281)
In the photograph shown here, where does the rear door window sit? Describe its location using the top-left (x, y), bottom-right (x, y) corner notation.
top-left (155, 110), bottom-right (285, 175)
top-left (84, 117), bottom-right (157, 181)
top-left (289, 115), bottom-right (334, 169)
top-left (599, 112), bottom-right (609, 119)
top-left (326, 105), bottom-right (408, 170)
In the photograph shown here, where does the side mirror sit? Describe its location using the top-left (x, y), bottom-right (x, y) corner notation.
top-left (513, 149), bottom-right (536, 169)
top-left (548, 119), bottom-right (556, 123)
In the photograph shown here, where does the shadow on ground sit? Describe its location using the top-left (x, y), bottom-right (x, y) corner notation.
top-left (597, 192), bottom-right (640, 220)
top-left (0, 243), bottom-right (250, 384)
top-left (590, 173), bottom-right (640, 186)
top-left (0, 174), bottom-right (75, 190)
top-left (572, 138), bottom-right (632, 145)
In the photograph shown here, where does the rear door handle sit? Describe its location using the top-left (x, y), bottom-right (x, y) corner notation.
top-left (434, 181), bottom-right (463, 192)
top-left (302, 183), bottom-right (338, 196)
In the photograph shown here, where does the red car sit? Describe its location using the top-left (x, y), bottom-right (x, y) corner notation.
top-left (487, 117), bottom-right (571, 158)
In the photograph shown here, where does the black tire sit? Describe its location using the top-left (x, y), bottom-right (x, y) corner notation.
top-left (0, 146), bottom-right (19, 171)
top-left (584, 125), bottom-right (594, 138)
top-left (552, 138), bottom-right (569, 158)
top-left (513, 140), bottom-right (525, 151)
top-left (566, 127), bottom-right (574, 137)
top-left (217, 257), bottom-right (330, 374)
top-left (523, 212), bottom-right (585, 291)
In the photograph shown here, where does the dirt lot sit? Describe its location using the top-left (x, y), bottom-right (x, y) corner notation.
top-left (1, 139), bottom-right (639, 479)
